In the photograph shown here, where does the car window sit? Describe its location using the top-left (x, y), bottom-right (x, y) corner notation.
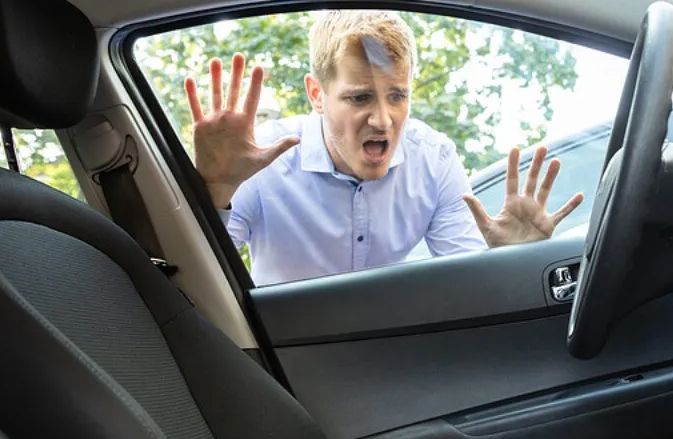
top-left (132, 10), bottom-right (628, 284)
top-left (0, 129), bottom-right (84, 201)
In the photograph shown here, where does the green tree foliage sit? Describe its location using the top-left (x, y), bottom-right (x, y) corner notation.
top-left (135, 13), bottom-right (313, 158)
top-left (4, 129), bottom-right (83, 200)
top-left (401, 12), bottom-right (577, 169)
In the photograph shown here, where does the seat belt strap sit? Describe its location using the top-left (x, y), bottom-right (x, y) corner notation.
top-left (1, 125), bottom-right (20, 172)
top-left (99, 164), bottom-right (177, 276)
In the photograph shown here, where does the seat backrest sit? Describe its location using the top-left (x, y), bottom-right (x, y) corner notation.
top-left (0, 169), bottom-right (213, 438)
top-left (0, 1), bottom-right (325, 438)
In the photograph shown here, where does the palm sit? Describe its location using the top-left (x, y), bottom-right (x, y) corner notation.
top-left (184, 54), bottom-right (299, 208)
top-left (464, 146), bottom-right (584, 248)
top-left (485, 193), bottom-right (555, 246)
top-left (193, 110), bottom-right (260, 186)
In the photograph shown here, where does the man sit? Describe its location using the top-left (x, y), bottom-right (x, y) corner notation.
top-left (184, 11), bottom-right (583, 285)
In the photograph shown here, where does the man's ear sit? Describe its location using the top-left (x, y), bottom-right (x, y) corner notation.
top-left (304, 73), bottom-right (325, 114)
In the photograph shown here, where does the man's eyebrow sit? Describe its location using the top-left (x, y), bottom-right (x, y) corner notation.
top-left (340, 86), bottom-right (374, 94)
top-left (390, 86), bottom-right (410, 94)
top-left (340, 86), bottom-right (410, 94)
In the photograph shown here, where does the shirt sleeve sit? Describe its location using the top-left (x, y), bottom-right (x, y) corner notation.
top-left (424, 138), bottom-right (487, 256)
top-left (218, 178), bottom-right (259, 250)
top-left (217, 119), bottom-right (292, 250)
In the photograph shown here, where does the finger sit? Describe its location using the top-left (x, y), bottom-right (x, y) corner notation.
top-left (506, 147), bottom-right (520, 196)
top-left (184, 77), bottom-right (204, 122)
top-left (524, 146), bottom-right (547, 197)
top-left (244, 65), bottom-right (264, 117)
top-left (210, 58), bottom-right (223, 113)
top-left (463, 193), bottom-right (491, 232)
top-left (259, 136), bottom-right (301, 165)
top-left (551, 193), bottom-right (584, 226)
top-left (536, 158), bottom-right (560, 206)
top-left (226, 53), bottom-right (246, 111)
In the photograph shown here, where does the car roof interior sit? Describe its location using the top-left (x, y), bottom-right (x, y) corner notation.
top-left (68, 0), bottom-right (671, 43)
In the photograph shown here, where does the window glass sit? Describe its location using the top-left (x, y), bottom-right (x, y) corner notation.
top-left (1, 129), bottom-right (84, 201)
top-left (133, 10), bottom-right (628, 284)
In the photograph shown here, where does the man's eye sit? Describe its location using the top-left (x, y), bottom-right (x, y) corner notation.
top-left (389, 92), bottom-right (408, 103)
top-left (347, 94), bottom-right (372, 104)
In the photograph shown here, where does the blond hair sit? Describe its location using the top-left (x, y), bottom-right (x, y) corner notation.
top-left (309, 10), bottom-right (417, 84)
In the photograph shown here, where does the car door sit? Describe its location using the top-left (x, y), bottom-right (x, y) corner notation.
top-left (252, 234), bottom-right (673, 438)
top-left (123, 3), bottom-right (673, 438)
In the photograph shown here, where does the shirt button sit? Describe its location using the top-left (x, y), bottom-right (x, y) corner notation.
top-left (358, 186), bottom-right (363, 192)
top-left (357, 235), bottom-right (364, 242)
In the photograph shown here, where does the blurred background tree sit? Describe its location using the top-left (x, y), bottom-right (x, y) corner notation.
top-left (2, 129), bottom-right (83, 200)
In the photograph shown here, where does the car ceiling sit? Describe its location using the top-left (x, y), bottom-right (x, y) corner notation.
top-left (69, 0), bottom-right (672, 43)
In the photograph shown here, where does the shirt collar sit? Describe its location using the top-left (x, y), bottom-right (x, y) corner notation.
top-left (300, 112), bottom-right (406, 174)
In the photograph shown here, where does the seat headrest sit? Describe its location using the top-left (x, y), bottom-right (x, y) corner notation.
top-left (0, 0), bottom-right (99, 129)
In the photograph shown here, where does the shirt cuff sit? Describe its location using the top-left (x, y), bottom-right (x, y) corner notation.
top-left (217, 204), bottom-right (232, 224)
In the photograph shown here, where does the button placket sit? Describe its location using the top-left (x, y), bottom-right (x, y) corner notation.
top-left (352, 184), bottom-right (368, 269)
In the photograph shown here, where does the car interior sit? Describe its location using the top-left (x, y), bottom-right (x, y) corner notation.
top-left (3, 0), bottom-right (673, 438)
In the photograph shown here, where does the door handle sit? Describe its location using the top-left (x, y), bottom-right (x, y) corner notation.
top-left (551, 266), bottom-right (578, 302)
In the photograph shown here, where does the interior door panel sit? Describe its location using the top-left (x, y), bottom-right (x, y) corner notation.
top-left (250, 235), bottom-right (673, 438)
top-left (253, 237), bottom-right (583, 346)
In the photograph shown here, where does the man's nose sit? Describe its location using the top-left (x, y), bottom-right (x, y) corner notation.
top-left (368, 100), bottom-right (393, 130)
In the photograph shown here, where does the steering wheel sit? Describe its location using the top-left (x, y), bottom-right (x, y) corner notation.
top-left (567, 1), bottom-right (673, 359)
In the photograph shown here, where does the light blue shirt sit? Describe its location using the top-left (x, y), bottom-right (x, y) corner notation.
top-left (220, 112), bottom-right (486, 285)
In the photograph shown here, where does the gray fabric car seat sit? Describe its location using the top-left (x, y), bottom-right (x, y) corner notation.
top-left (0, 1), bottom-right (326, 438)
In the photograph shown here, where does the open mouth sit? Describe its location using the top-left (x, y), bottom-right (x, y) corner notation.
top-left (362, 139), bottom-right (389, 164)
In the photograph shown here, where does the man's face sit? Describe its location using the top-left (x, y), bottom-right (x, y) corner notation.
top-left (307, 51), bottom-right (411, 180)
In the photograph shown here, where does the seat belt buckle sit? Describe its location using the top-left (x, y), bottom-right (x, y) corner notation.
top-left (150, 258), bottom-right (178, 276)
